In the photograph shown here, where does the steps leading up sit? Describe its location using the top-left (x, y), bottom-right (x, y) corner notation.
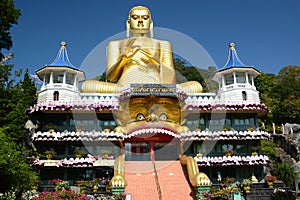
top-left (124, 161), bottom-right (159, 200)
top-left (156, 161), bottom-right (194, 200)
top-left (124, 161), bottom-right (194, 200)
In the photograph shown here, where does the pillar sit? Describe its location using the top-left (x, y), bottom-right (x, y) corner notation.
top-left (233, 72), bottom-right (237, 86)
top-left (74, 75), bottom-right (78, 88)
top-left (221, 75), bottom-right (226, 90)
top-left (245, 72), bottom-right (249, 85)
top-left (63, 71), bottom-right (66, 84)
top-left (150, 141), bottom-right (155, 161)
top-left (50, 71), bottom-right (53, 84)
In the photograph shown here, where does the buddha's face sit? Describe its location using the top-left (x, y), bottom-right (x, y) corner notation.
top-left (129, 7), bottom-right (151, 34)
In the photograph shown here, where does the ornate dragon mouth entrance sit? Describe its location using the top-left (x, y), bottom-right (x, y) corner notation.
top-left (124, 133), bottom-right (180, 161)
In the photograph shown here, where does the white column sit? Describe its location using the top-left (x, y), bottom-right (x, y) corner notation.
top-left (245, 72), bottom-right (249, 85)
top-left (74, 75), bottom-right (77, 88)
top-left (251, 75), bottom-right (255, 89)
top-left (50, 71), bottom-right (53, 84)
top-left (42, 75), bottom-right (46, 86)
top-left (233, 72), bottom-right (237, 87)
top-left (221, 75), bottom-right (226, 90)
top-left (63, 71), bottom-right (67, 84)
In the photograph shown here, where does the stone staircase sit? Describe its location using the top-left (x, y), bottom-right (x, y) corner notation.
top-left (245, 182), bottom-right (291, 200)
top-left (276, 147), bottom-right (297, 165)
top-left (124, 161), bottom-right (194, 200)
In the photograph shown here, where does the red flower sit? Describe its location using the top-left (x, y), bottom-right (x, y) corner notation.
top-left (265, 176), bottom-right (276, 182)
top-left (48, 178), bottom-right (64, 185)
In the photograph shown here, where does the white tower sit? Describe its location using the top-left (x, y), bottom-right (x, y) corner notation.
top-left (36, 41), bottom-right (86, 103)
top-left (213, 43), bottom-right (260, 103)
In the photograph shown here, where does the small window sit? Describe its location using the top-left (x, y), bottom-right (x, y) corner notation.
top-left (236, 72), bottom-right (246, 83)
top-left (225, 73), bottom-right (234, 85)
top-left (242, 91), bottom-right (247, 101)
top-left (53, 91), bottom-right (59, 101)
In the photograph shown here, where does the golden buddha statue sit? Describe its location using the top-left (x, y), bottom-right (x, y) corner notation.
top-left (82, 6), bottom-right (202, 93)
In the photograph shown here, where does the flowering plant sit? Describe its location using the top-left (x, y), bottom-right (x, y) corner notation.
top-left (55, 181), bottom-right (69, 191)
top-left (33, 190), bottom-right (90, 200)
top-left (224, 177), bottom-right (235, 185)
top-left (242, 178), bottom-right (252, 186)
top-left (75, 180), bottom-right (89, 187)
top-left (265, 175), bottom-right (276, 182)
top-left (91, 177), bottom-right (111, 186)
top-left (48, 178), bottom-right (64, 185)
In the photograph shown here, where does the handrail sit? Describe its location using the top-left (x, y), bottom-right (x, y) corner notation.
top-left (108, 154), bottom-right (126, 187)
top-left (152, 160), bottom-right (162, 200)
top-left (180, 155), bottom-right (211, 187)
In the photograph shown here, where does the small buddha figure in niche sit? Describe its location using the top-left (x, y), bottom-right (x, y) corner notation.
top-left (82, 6), bottom-right (202, 93)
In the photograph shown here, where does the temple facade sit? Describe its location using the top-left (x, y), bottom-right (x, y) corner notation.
top-left (28, 40), bottom-right (271, 199)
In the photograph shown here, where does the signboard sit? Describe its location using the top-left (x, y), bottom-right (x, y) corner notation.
top-left (130, 84), bottom-right (177, 96)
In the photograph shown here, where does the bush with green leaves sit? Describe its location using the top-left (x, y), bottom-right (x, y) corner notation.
top-left (272, 189), bottom-right (295, 200)
top-left (274, 163), bottom-right (296, 187)
top-left (261, 140), bottom-right (278, 162)
top-left (22, 190), bottom-right (38, 200)
top-left (0, 130), bottom-right (39, 192)
top-left (0, 189), bottom-right (16, 200)
top-left (55, 181), bottom-right (69, 191)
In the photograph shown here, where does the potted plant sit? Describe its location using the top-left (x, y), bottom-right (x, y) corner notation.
top-left (54, 181), bottom-right (69, 191)
top-left (251, 146), bottom-right (261, 156)
top-left (31, 176), bottom-right (41, 190)
top-left (196, 152), bottom-right (203, 158)
top-left (45, 148), bottom-right (56, 160)
top-left (45, 123), bottom-right (55, 133)
top-left (74, 147), bottom-right (87, 158)
top-left (223, 177), bottom-right (235, 185)
top-left (242, 178), bottom-right (252, 193)
top-left (265, 175), bottom-right (276, 188)
top-left (75, 180), bottom-right (89, 194)
top-left (224, 148), bottom-right (234, 157)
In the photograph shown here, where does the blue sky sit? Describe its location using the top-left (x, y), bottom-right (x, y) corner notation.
top-left (9, 0), bottom-right (300, 79)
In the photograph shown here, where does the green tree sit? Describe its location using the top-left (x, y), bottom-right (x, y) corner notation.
top-left (174, 58), bottom-right (218, 92)
top-left (3, 69), bottom-right (37, 141)
top-left (261, 140), bottom-right (277, 162)
top-left (0, 1), bottom-right (39, 192)
top-left (95, 72), bottom-right (106, 82)
top-left (0, 129), bottom-right (38, 192)
top-left (255, 73), bottom-right (278, 131)
top-left (255, 66), bottom-right (300, 128)
top-left (274, 163), bottom-right (296, 187)
top-left (0, 0), bottom-right (21, 60)
top-left (273, 66), bottom-right (300, 123)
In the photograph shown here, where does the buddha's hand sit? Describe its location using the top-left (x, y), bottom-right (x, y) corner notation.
top-left (124, 46), bottom-right (140, 59)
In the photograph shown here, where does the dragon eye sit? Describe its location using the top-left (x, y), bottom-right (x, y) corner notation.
top-left (136, 113), bottom-right (145, 121)
top-left (159, 113), bottom-right (167, 121)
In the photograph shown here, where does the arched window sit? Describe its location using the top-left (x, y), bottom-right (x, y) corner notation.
top-left (242, 91), bottom-right (247, 101)
top-left (53, 91), bottom-right (59, 101)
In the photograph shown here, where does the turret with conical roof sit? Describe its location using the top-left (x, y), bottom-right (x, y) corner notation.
top-left (36, 41), bottom-right (86, 103)
top-left (213, 43), bottom-right (260, 103)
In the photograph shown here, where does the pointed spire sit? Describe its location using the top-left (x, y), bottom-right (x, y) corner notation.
top-left (48, 41), bottom-right (77, 69)
top-left (220, 42), bottom-right (251, 71)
